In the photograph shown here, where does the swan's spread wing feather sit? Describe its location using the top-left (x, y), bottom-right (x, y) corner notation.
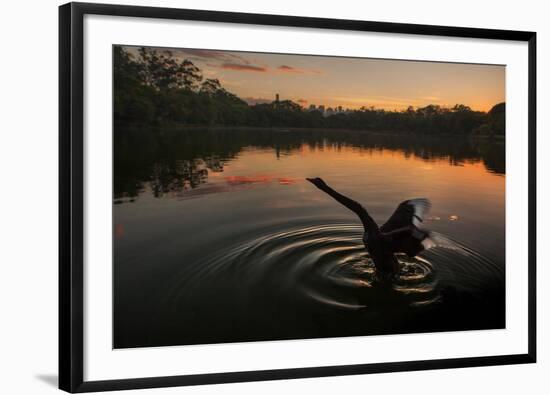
top-left (380, 199), bottom-right (432, 257)
top-left (380, 198), bottom-right (431, 232)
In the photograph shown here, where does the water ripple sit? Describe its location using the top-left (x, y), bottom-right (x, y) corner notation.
top-left (164, 221), bottom-right (503, 314)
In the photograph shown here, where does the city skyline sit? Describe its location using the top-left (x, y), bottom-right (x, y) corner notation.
top-left (124, 46), bottom-right (505, 112)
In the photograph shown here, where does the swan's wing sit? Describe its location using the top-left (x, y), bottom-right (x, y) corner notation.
top-left (382, 225), bottom-right (429, 257)
top-left (380, 198), bottom-right (431, 232)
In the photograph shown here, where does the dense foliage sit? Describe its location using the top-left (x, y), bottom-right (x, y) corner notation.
top-left (114, 46), bottom-right (505, 135)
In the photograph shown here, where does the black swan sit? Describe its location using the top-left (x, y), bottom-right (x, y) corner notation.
top-left (306, 177), bottom-right (431, 274)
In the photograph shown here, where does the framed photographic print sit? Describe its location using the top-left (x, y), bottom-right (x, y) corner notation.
top-left (59, 2), bottom-right (536, 392)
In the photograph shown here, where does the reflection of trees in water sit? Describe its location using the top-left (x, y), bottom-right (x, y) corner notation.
top-left (114, 127), bottom-right (505, 202)
top-left (148, 157), bottom-right (224, 198)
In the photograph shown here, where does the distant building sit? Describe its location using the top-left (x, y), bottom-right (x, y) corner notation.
top-left (275, 93), bottom-right (280, 103)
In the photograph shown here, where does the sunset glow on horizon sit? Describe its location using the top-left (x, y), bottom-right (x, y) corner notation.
top-left (124, 46), bottom-right (505, 112)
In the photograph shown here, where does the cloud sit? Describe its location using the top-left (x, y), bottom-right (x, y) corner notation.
top-left (177, 49), bottom-right (275, 73)
top-left (277, 65), bottom-right (322, 74)
top-left (420, 96), bottom-right (442, 102)
top-left (177, 48), bottom-right (227, 59)
top-left (221, 63), bottom-right (267, 72)
top-left (278, 65), bottom-right (301, 73)
top-left (175, 48), bottom-right (249, 63)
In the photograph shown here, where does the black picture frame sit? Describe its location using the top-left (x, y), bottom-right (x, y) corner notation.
top-left (59, 2), bottom-right (537, 392)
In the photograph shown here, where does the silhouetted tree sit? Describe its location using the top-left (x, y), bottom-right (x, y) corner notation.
top-left (488, 102), bottom-right (505, 136)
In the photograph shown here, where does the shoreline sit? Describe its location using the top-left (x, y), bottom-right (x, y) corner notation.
top-left (115, 122), bottom-right (505, 140)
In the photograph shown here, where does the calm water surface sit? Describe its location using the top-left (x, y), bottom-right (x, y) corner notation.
top-left (113, 128), bottom-right (505, 348)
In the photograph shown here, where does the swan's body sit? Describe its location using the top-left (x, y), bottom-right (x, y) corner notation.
top-left (306, 178), bottom-right (431, 274)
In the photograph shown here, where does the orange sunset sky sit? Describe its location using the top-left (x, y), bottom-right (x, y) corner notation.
top-left (124, 46), bottom-right (505, 112)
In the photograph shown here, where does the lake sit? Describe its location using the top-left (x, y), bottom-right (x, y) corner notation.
top-left (113, 127), bottom-right (505, 348)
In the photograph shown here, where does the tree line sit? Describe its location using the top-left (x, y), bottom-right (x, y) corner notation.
top-left (114, 46), bottom-right (505, 136)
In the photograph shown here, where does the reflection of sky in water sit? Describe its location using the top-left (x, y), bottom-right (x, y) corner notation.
top-left (113, 129), bottom-right (505, 348)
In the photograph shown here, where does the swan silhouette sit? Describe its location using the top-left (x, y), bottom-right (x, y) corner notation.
top-left (306, 177), bottom-right (431, 275)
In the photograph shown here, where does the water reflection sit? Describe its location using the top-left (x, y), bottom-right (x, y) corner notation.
top-left (114, 128), bottom-right (504, 202)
